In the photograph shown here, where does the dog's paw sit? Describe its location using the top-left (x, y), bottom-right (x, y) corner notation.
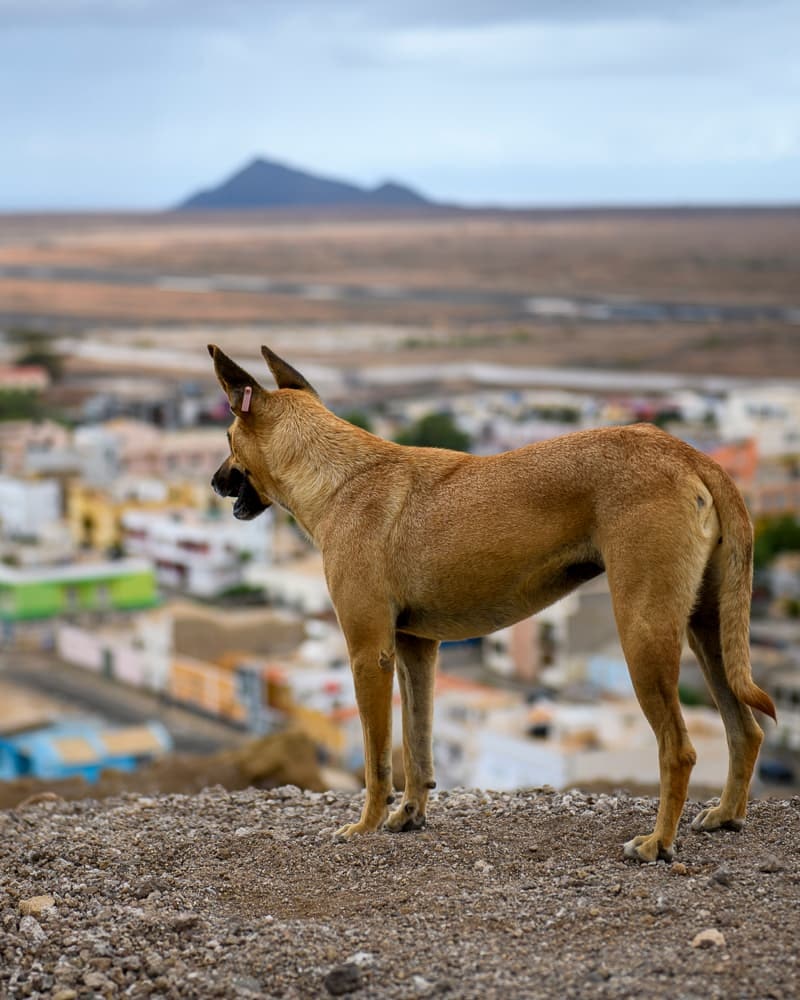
top-left (691, 806), bottom-right (745, 833)
top-left (623, 833), bottom-right (674, 863)
top-left (333, 821), bottom-right (377, 842)
top-left (385, 800), bottom-right (427, 833)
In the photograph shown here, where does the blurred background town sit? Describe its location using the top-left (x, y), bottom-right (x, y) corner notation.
top-left (1, 1), bottom-right (798, 807)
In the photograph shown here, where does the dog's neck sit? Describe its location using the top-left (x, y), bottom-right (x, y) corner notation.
top-left (259, 395), bottom-right (392, 545)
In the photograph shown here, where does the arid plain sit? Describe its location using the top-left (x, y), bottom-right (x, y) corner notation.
top-left (1, 208), bottom-right (799, 378)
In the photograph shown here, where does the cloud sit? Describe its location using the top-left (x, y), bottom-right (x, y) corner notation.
top-left (0, 0), bottom-right (770, 29)
top-left (0, 0), bottom-right (798, 208)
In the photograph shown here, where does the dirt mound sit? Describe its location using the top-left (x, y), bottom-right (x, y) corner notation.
top-left (0, 729), bottom-right (324, 810)
top-left (1, 787), bottom-right (797, 998)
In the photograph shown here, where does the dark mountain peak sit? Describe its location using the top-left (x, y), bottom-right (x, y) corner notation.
top-left (370, 180), bottom-right (429, 206)
top-left (177, 156), bottom-right (431, 211)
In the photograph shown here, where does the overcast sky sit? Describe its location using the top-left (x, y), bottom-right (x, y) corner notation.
top-left (2, 0), bottom-right (799, 210)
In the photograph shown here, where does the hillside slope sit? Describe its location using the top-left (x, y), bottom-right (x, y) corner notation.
top-left (2, 788), bottom-right (797, 998)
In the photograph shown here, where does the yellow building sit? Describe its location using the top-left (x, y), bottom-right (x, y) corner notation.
top-left (67, 481), bottom-right (215, 552)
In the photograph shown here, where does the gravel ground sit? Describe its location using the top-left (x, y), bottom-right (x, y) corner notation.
top-left (1, 787), bottom-right (798, 999)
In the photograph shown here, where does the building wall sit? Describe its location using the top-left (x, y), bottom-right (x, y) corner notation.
top-left (122, 507), bottom-right (272, 597)
top-left (0, 420), bottom-right (71, 477)
top-left (568, 736), bottom-right (728, 790)
top-left (0, 477), bottom-right (61, 538)
top-left (472, 729), bottom-right (568, 789)
top-left (108, 571), bottom-right (158, 610)
top-left (67, 487), bottom-right (122, 550)
top-left (707, 438), bottom-right (758, 489)
top-left (56, 624), bottom-right (104, 672)
top-left (56, 614), bottom-right (171, 691)
top-left (1, 580), bottom-right (64, 620)
top-left (169, 656), bottom-right (247, 723)
top-left (0, 566), bottom-right (158, 621)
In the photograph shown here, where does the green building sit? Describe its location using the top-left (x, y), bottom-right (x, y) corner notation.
top-left (0, 559), bottom-right (158, 622)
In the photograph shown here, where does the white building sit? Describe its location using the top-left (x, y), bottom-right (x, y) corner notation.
top-left (717, 385), bottom-right (800, 458)
top-left (483, 576), bottom-right (622, 687)
top-left (73, 421), bottom-right (229, 489)
top-left (0, 475), bottom-right (61, 539)
top-left (56, 610), bottom-right (172, 692)
top-left (73, 423), bottom-right (128, 486)
top-left (122, 506), bottom-right (272, 597)
top-left (768, 668), bottom-right (800, 751)
top-left (434, 685), bottom-right (728, 793)
top-left (245, 552), bottom-right (332, 615)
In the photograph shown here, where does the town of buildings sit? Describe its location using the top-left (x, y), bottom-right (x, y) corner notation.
top-left (1, 356), bottom-right (799, 792)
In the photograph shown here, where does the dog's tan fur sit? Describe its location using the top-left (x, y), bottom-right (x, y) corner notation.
top-left (209, 345), bottom-right (775, 861)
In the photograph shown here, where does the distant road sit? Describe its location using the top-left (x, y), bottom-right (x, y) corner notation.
top-left (1, 264), bottom-right (798, 325)
top-left (55, 338), bottom-right (800, 397)
top-left (3, 653), bottom-right (245, 754)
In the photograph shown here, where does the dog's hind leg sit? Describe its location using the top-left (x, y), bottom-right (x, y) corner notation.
top-left (334, 612), bottom-right (397, 841)
top-left (620, 621), bottom-right (694, 862)
top-left (688, 588), bottom-right (763, 833)
top-left (386, 634), bottom-right (439, 833)
top-left (605, 523), bottom-right (707, 862)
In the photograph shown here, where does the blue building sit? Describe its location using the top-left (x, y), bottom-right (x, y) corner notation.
top-left (0, 718), bottom-right (172, 782)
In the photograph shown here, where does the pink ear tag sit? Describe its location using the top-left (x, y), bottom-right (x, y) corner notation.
top-left (241, 386), bottom-right (252, 413)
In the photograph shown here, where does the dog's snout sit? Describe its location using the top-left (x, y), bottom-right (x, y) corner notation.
top-left (211, 463), bottom-right (244, 498)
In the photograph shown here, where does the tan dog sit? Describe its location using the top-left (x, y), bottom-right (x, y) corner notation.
top-left (209, 344), bottom-right (775, 862)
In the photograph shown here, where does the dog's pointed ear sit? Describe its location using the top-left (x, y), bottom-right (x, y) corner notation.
top-left (261, 345), bottom-right (318, 396)
top-left (208, 345), bottom-right (266, 416)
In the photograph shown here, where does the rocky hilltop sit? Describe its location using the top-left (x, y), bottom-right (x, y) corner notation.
top-left (1, 788), bottom-right (798, 998)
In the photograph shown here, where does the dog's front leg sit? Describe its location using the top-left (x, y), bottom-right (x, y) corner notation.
top-left (386, 634), bottom-right (438, 833)
top-left (335, 635), bottom-right (396, 841)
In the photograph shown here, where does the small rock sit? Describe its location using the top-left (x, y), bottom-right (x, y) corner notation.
top-left (651, 894), bottom-right (669, 915)
top-left (275, 784), bottom-right (302, 799)
top-left (474, 859), bottom-right (494, 874)
top-left (52, 991), bottom-right (77, 1000)
top-left (19, 914), bottom-right (46, 942)
top-left (671, 862), bottom-right (688, 875)
top-left (758, 854), bottom-right (784, 873)
top-left (346, 951), bottom-right (374, 967)
top-left (232, 975), bottom-right (263, 994)
top-left (412, 975), bottom-right (433, 993)
top-left (15, 791), bottom-right (63, 810)
top-left (83, 971), bottom-right (110, 989)
top-left (171, 911), bottom-right (200, 931)
top-left (324, 962), bottom-right (363, 995)
top-left (19, 895), bottom-right (55, 916)
top-left (691, 928), bottom-right (726, 949)
top-left (710, 865), bottom-right (732, 887)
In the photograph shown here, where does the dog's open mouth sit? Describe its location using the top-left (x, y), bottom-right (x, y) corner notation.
top-left (233, 475), bottom-right (270, 520)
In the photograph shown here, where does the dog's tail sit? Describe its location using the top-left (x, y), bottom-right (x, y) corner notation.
top-left (703, 462), bottom-right (776, 721)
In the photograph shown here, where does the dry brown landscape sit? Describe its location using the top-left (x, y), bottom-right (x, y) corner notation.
top-left (1, 207), bottom-right (799, 377)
